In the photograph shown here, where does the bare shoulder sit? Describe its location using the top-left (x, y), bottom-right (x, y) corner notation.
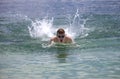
top-left (50, 36), bottom-right (57, 41)
top-left (65, 36), bottom-right (73, 43)
top-left (66, 36), bottom-right (72, 40)
top-left (50, 36), bottom-right (58, 43)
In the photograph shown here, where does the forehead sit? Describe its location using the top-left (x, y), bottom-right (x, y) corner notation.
top-left (57, 33), bottom-right (65, 35)
top-left (57, 29), bottom-right (65, 34)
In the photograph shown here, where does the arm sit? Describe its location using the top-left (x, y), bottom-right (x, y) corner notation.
top-left (50, 38), bottom-right (53, 44)
top-left (49, 37), bottom-right (56, 44)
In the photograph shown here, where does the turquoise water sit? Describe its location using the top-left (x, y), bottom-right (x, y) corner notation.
top-left (0, 0), bottom-right (120, 79)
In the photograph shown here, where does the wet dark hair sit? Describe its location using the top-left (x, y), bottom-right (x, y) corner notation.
top-left (57, 28), bottom-right (65, 34)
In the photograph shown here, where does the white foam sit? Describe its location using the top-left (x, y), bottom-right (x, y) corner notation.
top-left (28, 17), bottom-right (56, 41)
top-left (28, 9), bottom-right (90, 41)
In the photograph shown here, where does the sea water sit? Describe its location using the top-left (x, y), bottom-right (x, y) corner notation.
top-left (0, 0), bottom-right (120, 79)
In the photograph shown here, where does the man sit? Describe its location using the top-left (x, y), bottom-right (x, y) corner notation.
top-left (50, 28), bottom-right (72, 44)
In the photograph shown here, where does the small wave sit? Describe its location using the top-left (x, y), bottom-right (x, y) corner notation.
top-left (42, 41), bottom-right (80, 49)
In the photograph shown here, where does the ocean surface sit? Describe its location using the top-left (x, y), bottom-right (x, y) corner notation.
top-left (0, 0), bottom-right (120, 79)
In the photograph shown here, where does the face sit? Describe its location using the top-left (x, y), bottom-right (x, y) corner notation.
top-left (57, 33), bottom-right (65, 39)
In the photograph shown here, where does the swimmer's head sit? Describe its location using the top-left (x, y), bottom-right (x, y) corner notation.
top-left (57, 28), bottom-right (65, 34)
top-left (57, 28), bottom-right (65, 39)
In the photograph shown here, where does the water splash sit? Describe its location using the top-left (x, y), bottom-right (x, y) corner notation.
top-left (28, 9), bottom-right (90, 41)
top-left (68, 9), bottom-right (90, 38)
top-left (28, 17), bottom-right (55, 41)
top-left (28, 17), bottom-right (76, 41)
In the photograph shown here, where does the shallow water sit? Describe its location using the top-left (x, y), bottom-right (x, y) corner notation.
top-left (0, 37), bottom-right (120, 79)
top-left (0, 0), bottom-right (120, 79)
